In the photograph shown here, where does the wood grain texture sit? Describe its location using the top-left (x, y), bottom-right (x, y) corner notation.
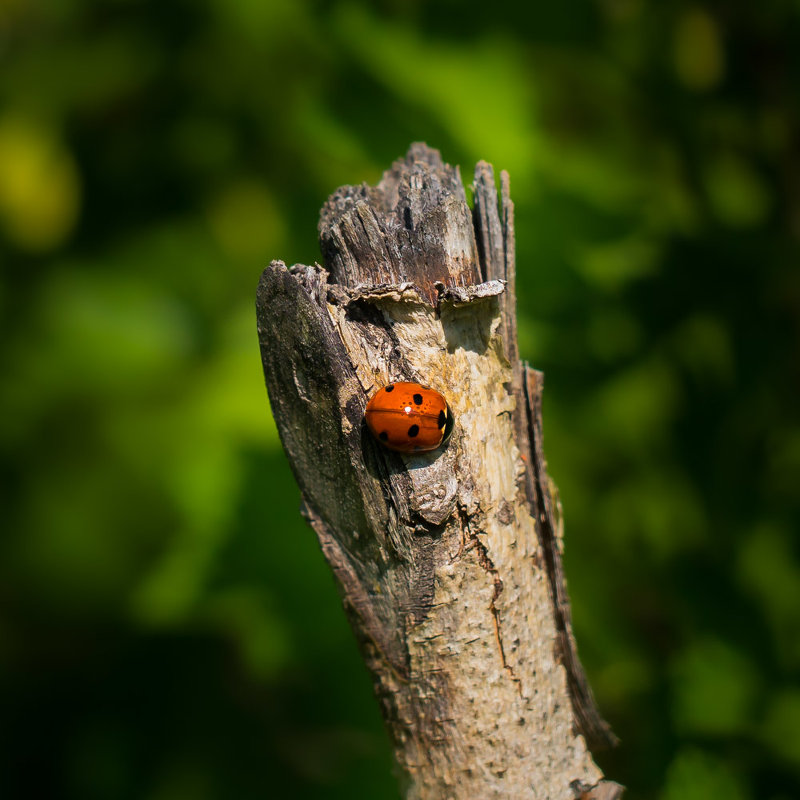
top-left (257, 144), bottom-right (621, 798)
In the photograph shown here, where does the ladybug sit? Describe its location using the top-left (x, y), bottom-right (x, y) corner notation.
top-left (365, 382), bottom-right (454, 454)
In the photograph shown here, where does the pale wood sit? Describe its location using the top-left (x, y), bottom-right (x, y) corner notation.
top-left (256, 144), bottom-right (622, 799)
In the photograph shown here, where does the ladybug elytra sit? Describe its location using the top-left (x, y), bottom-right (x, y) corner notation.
top-left (365, 382), bottom-right (453, 454)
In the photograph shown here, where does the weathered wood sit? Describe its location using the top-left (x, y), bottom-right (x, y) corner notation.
top-left (257, 143), bottom-right (622, 799)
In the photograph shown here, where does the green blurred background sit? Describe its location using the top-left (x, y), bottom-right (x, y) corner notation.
top-left (1, 1), bottom-right (798, 798)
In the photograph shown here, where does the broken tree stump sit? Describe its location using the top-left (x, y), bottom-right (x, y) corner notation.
top-left (256, 143), bottom-right (621, 799)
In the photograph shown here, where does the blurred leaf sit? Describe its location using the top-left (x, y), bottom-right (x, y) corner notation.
top-left (199, 587), bottom-right (292, 680)
top-left (585, 308), bottom-right (643, 361)
top-left (596, 652), bottom-right (654, 706)
top-left (703, 153), bottom-right (771, 228)
top-left (668, 314), bottom-right (734, 387)
top-left (588, 356), bottom-right (681, 453)
top-left (205, 180), bottom-right (286, 260)
top-left (333, 3), bottom-right (537, 180)
top-left (662, 748), bottom-right (749, 800)
top-left (208, 0), bottom-right (316, 48)
top-left (765, 427), bottom-right (800, 506)
top-left (761, 688), bottom-right (800, 769)
top-left (1, 28), bottom-right (162, 114)
top-left (170, 117), bottom-right (237, 174)
top-left (670, 639), bottom-right (759, 736)
top-left (146, 763), bottom-right (213, 800)
top-left (572, 234), bottom-right (661, 290)
top-left (0, 114), bottom-right (80, 251)
top-left (599, 466), bottom-right (707, 559)
top-left (737, 524), bottom-right (800, 668)
top-left (673, 9), bottom-right (725, 91)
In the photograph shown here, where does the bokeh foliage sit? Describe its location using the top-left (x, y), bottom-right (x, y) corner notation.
top-left (1, 1), bottom-right (798, 798)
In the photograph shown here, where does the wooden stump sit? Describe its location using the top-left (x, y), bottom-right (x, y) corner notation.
top-left (256, 143), bottom-right (621, 800)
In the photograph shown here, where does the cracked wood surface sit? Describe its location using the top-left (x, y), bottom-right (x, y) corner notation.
top-left (256, 143), bottom-right (621, 799)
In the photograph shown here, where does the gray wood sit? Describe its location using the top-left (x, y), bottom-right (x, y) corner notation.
top-left (257, 143), bottom-right (621, 799)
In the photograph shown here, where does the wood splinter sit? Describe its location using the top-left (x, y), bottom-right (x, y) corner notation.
top-left (256, 143), bottom-right (622, 799)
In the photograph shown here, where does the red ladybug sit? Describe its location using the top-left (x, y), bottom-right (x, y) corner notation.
top-left (365, 382), bottom-right (453, 454)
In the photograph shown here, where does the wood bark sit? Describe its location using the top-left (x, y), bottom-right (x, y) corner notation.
top-left (256, 143), bottom-right (622, 799)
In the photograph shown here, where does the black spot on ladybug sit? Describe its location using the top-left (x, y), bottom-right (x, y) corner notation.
top-left (379, 431), bottom-right (389, 441)
top-left (384, 385), bottom-right (394, 392)
top-left (408, 424), bottom-right (420, 438)
top-left (413, 393), bottom-right (423, 405)
top-left (437, 410), bottom-right (447, 428)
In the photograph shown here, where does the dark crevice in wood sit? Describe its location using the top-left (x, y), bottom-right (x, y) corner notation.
top-left (459, 504), bottom-right (524, 698)
top-left (523, 365), bottom-right (618, 750)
